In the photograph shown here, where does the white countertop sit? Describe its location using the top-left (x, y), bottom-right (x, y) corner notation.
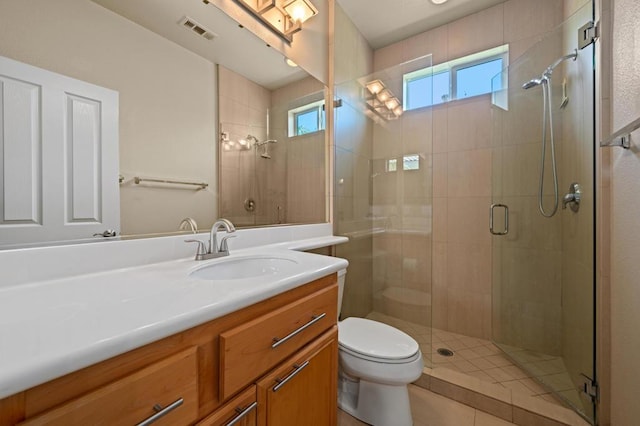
top-left (0, 234), bottom-right (348, 399)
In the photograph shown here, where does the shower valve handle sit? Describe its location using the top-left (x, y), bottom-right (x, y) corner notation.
top-left (562, 182), bottom-right (581, 212)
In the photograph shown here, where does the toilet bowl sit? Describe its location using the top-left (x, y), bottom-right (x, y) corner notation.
top-left (336, 269), bottom-right (424, 426)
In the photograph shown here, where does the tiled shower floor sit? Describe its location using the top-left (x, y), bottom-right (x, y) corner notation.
top-left (366, 312), bottom-right (583, 409)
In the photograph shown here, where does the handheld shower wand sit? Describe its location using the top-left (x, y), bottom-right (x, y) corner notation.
top-left (522, 50), bottom-right (577, 218)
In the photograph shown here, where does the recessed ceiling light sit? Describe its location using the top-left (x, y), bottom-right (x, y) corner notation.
top-left (431, 0), bottom-right (448, 4)
top-left (285, 58), bottom-right (298, 67)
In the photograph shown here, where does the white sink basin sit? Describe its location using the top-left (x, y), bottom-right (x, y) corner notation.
top-left (190, 255), bottom-right (299, 280)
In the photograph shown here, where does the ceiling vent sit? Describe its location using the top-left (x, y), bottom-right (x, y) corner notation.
top-left (179, 16), bottom-right (217, 41)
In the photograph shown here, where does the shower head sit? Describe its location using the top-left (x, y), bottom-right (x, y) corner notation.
top-left (522, 78), bottom-right (545, 90)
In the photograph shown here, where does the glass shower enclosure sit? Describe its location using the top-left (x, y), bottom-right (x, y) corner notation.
top-left (490, 2), bottom-right (596, 423)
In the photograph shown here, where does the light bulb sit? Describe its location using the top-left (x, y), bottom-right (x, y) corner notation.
top-left (385, 98), bottom-right (399, 110)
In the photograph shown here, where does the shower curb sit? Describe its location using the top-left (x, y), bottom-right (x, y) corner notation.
top-left (413, 367), bottom-right (590, 426)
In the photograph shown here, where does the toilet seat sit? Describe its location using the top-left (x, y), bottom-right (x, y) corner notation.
top-left (338, 317), bottom-right (419, 363)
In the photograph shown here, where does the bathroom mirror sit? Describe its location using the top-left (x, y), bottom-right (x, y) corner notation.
top-left (0, 0), bottom-right (327, 249)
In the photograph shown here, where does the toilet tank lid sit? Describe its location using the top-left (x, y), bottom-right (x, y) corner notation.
top-left (338, 317), bottom-right (419, 360)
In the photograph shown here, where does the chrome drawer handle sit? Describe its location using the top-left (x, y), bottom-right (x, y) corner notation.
top-left (225, 401), bottom-right (258, 426)
top-left (136, 398), bottom-right (183, 426)
top-left (272, 361), bottom-right (310, 392)
top-left (271, 313), bottom-right (327, 349)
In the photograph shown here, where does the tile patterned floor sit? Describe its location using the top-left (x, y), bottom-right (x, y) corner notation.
top-left (365, 312), bottom-right (583, 410)
top-left (338, 385), bottom-right (517, 426)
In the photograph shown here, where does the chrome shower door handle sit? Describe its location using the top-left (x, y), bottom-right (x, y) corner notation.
top-left (490, 203), bottom-right (509, 235)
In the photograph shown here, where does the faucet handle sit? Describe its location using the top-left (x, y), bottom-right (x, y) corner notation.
top-left (219, 235), bottom-right (236, 253)
top-left (185, 239), bottom-right (207, 260)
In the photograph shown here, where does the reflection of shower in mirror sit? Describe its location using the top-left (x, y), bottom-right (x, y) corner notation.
top-left (255, 139), bottom-right (278, 159)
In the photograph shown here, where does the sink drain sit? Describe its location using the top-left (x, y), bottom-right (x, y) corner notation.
top-left (436, 348), bottom-right (454, 357)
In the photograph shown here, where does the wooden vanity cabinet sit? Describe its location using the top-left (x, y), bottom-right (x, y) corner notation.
top-left (256, 328), bottom-right (338, 426)
top-left (0, 274), bottom-right (338, 426)
top-left (196, 386), bottom-right (257, 426)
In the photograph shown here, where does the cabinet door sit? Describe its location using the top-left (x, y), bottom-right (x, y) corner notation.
top-left (256, 328), bottom-right (337, 426)
top-left (197, 386), bottom-right (257, 426)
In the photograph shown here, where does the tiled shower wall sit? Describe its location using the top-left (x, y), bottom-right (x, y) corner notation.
top-left (219, 65), bottom-right (273, 226)
top-left (219, 67), bottom-right (325, 226)
top-left (372, 0), bottom-right (565, 340)
top-left (271, 77), bottom-right (326, 224)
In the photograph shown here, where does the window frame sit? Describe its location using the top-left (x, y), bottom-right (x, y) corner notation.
top-left (288, 99), bottom-right (325, 137)
top-left (403, 44), bottom-right (509, 111)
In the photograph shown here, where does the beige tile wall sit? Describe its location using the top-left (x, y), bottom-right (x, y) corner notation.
top-left (219, 68), bottom-right (326, 226)
top-left (218, 65), bottom-right (273, 226)
top-left (271, 77), bottom-right (327, 224)
top-left (372, 0), bottom-right (565, 340)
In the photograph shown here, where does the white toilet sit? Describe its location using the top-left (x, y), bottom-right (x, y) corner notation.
top-left (336, 269), bottom-right (424, 426)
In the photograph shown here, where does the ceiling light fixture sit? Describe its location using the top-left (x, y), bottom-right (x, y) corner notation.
top-left (363, 79), bottom-right (403, 121)
top-left (430, 0), bottom-right (449, 4)
top-left (204, 0), bottom-right (318, 44)
top-left (283, 0), bottom-right (318, 23)
top-left (285, 57), bottom-right (298, 67)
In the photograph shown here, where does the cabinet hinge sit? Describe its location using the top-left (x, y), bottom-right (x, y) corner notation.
top-left (578, 21), bottom-right (598, 50)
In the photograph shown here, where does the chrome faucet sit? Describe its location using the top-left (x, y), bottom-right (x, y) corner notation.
top-left (209, 218), bottom-right (236, 256)
top-left (185, 218), bottom-right (236, 260)
top-left (179, 217), bottom-right (198, 234)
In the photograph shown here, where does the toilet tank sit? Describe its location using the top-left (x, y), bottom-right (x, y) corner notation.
top-left (337, 268), bottom-right (347, 320)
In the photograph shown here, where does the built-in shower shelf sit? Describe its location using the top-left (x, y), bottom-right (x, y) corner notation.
top-left (600, 115), bottom-right (640, 149)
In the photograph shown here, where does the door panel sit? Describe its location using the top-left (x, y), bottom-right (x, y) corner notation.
top-left (0, 55), bottom-right (119, 247)
top-left (490, 2), bottom-right (596, 423)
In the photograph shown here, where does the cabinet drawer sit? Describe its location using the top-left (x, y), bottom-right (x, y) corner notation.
top-left (19, 347), bottom-right (199, 426)
top-left (220, 284), bottom-right (337, 399)
top-left (196, 385), bottom-right (257, 426)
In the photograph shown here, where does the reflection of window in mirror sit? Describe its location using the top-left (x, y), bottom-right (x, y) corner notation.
top-left (288, 99), bottom-right (325, 136)
top-left (402, 155), bottom-right (420, 171)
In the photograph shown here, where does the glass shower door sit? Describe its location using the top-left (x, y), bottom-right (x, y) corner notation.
top-left (490, 2), bottom-right (596, 423)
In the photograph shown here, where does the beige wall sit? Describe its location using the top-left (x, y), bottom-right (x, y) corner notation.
top-left (0, 0), bottom-right (218, 236)
top-left (610, 0), bottom-right (640, 424)
top-left (373, 0), bottom-right (564, 340)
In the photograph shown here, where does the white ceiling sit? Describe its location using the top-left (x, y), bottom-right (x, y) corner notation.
top-left (92, 0), bottom-right (508, 88)
top-left (92, 0), bottom-right (307, 89)
top-left (337, 0), bottom-right (506, 49)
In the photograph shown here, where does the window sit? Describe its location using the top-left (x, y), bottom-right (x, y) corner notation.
top-left (403, 45), bottom-right (508, 111)
top-left (288, 100), bottom-right (325, 137)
